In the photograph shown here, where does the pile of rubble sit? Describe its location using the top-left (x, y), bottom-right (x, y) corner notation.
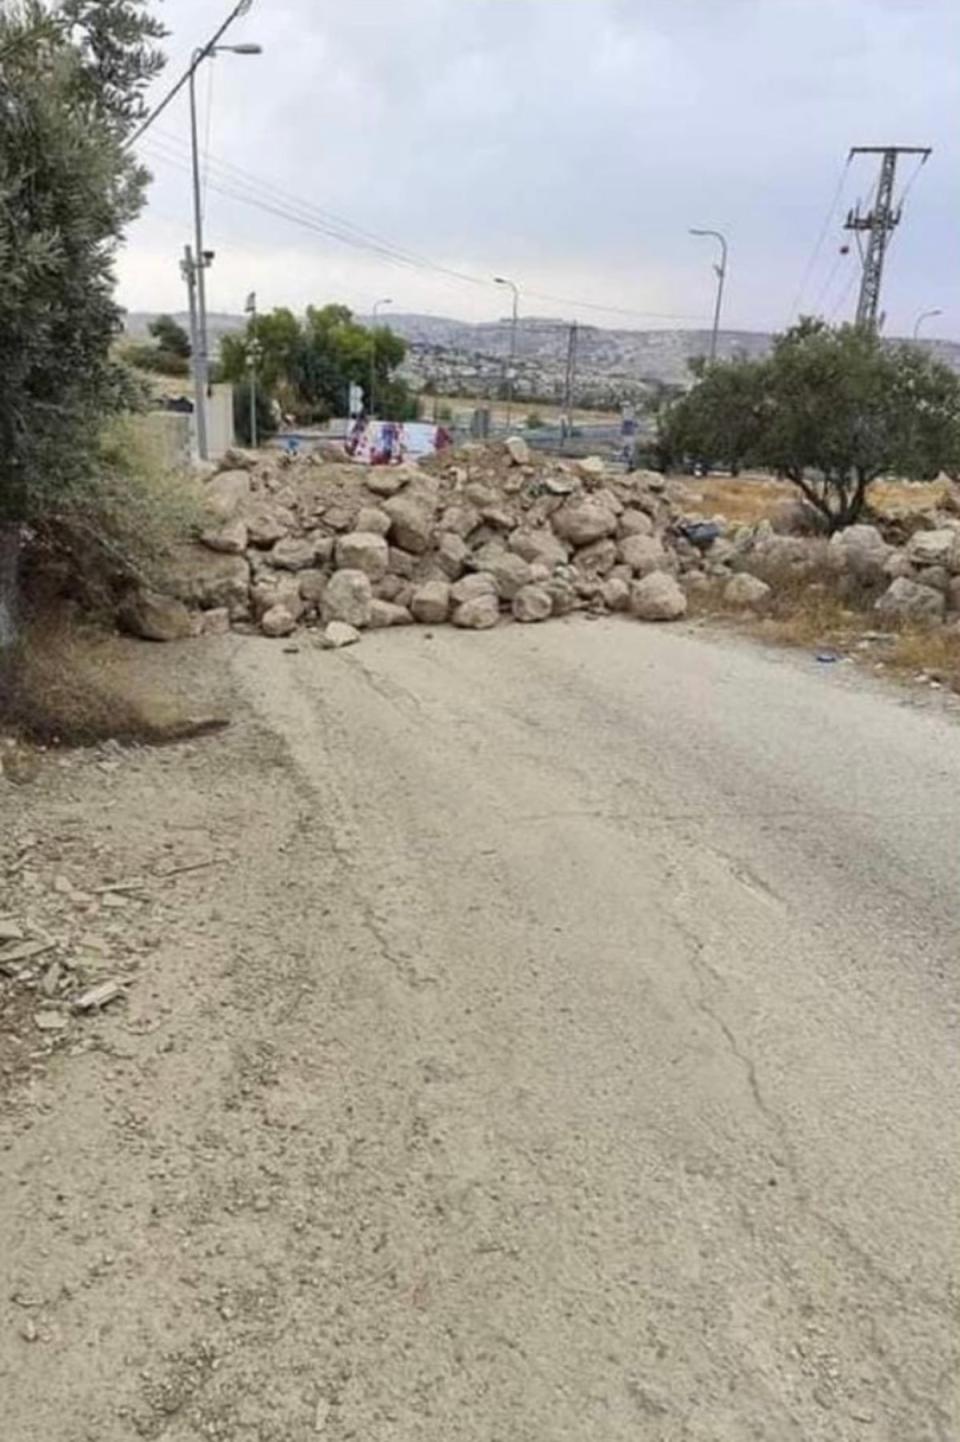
top-left (120, 439), bottom-right (960, 646)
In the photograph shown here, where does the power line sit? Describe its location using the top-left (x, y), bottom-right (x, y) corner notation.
top-left (141, 134), bottom-right (711, 323)
top-left (788, 154), bottom-right (853, 323)
top-left (125, 0), bottom-right (254, 149)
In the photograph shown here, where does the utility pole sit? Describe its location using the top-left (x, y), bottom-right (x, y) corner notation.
top-left (689, 228), bottom-right (728, 362)
top-left (562, 321), bottom-right (579, 433)
top-left (370, 297), bottom-right (392, 419)
top-left (244, 291), bottom-right (261, 449)
top-left (188, 41), bottom-right (262, 458)
top-left (494, 276), bottom-right (519, 430)
top-left (181, 245), bottom-right (204, 459)
top-left (844, 146), bottom-right (931, 330)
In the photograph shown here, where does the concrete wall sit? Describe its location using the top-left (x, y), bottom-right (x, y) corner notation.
top-left (144, 384), bottom-right (235, 467)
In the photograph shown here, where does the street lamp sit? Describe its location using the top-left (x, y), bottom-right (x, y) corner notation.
top-left (913, 308), bottom-right (942, 341)
top-left (689, 228), bottom-right (728, 364)
top-left (494, 276), bottom-right (519, 430)
top-left (189, 41), bottom-right (262, 458)
top-left (369, 298), bottom-right (392, 418)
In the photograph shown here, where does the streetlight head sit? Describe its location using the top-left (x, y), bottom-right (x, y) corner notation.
top-left (494, 276), bottom-right (508, 285)
top-left (225, 43), bottom-right (262, 55)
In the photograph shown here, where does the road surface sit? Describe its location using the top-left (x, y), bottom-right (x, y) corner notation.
top-left (2, 620), bottom-right (957, 1440)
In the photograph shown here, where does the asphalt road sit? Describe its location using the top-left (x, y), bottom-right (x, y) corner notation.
top-left (2, 618), bottom-right (957, 1441)
top-left (232, 619), bottom-right (959, 1441)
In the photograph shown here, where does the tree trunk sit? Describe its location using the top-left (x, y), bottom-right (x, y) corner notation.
top-left (0, 521), bottom-right (22, 654)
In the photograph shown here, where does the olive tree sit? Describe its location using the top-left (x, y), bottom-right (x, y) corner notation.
top-left (0, 0), bottom-right (163, 646)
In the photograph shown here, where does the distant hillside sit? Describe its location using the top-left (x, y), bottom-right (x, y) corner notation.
top-left (123, 310), bottom-right (960, 408)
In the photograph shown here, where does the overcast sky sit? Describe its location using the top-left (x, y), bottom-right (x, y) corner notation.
top-left (117, 0), bottom-right (959, 338)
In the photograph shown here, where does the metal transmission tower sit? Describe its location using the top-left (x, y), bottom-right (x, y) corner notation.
top-left (844, 146), bottom-right (931, 329)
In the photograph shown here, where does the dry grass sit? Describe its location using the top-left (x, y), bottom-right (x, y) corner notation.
top-left (0, 614), bottom-right (227, 747)
top-left (674, 471), bottom-right (952, 528)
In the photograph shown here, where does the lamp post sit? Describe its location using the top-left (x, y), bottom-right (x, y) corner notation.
top-left (689, 228), bottom-right (728, 364)
top-left (913, 308), bottom-right (942, 340)
top-left (494, 276), bottom-right (519, 429)
top-left (189, 41), bottom-right (262, 458)
top-left (369, 298), bottom-right (392, 419)
top-left (244, 290), bottom-right (261, 449)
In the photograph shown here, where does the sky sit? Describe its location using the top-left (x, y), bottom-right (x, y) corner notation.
top-left (117, 0), bottom-right (959, 339)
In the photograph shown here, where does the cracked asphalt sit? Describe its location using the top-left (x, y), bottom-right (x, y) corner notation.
top-left (3, 618), bottom-right (958, 1440)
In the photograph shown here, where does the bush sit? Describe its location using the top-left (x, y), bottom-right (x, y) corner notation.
top-left (30, 416), bottom-right (203, 610)
top-left (125, 343), bottom-right (190, 377)
top-left (525, 411), bottom-right (545, 429)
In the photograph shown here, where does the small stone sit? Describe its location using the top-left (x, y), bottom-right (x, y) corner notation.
top-left (0, 921), bottom-right (24, 943)
top-left (355, 507), bottom-right (391, 536)
top-left (200, 607), bottom-right (231, 636)
top-left (504, 435), bottom-right (530, 465)
top-left (200, 517), bottom-right (248, 555)
top-left (261, 605), bottom-right (297, 638)
top-left (320, 621), bottom-right (361, 649)
top-left (875, 576), bottom-right (946, 623)
top-left (73, 980), bottom-right (125, 1012)
top-left (601, 577), bottom-right (630, 611)
top-left (479, 552), bottom-right (532, 600)
top-left (34, 1011), bottom-right (69, 1032)
top-left (269, 537), bottom-right (318, 572)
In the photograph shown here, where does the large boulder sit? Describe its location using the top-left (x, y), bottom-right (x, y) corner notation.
top-left (244, 503), bottom-right (295, 547)
top-left (450, 572), bottom-right (497, 606)
top-left (630, 572), bottom-right (687, 622)
top-left (551, 498), bottom-right (618, 546)
top-left (545, 577), bottom-right (578, 616)
top-left (335, 531), bottom-right (389, 581)
top-left (411, 580), bottom-right (451, 624)
top-left (573, 538), bottom-right (618, 577)
top-left (508, 528), bottom-right (569, 568)
top-left (619, 534), bottom-right (670, 576)
top-left (204, 469), bottom-right (250, 520)
top-left (829, 524), bottom-right (891, 581)
top-left (576, 455), bottom-right (606, 484)
top-left (251, 573), bottom-right (305, 622)
top-left (875, 577), bottom-right (946, 622)
top-left (164, 547), bottom-right (250, 616)
top-left (906, 528), bottom-right (959, 570)
top-left (383, 495), bottom-right (434, 554)
top-left (201, 516), bottom-right (248, 555)
top-left (478, 552), bottom-right (533, 600)
top-left (439, 504), bottom-right (481, 539)
top-left (452, 594), bottom-right (500, 630)
top-left (322, 569), bottom-right (373, 628)
top-left (505, 435), bottom-right (531, 465)
top-left (269, 536), bottom-right (320, 571)
top-left (119, 589), bottom-right (194, 642)
top-left (368, 600), bottom-right (412, 629)
top-left (512, 585), bottom-right (552, 623)
top-left (355, 506), bottom-right (391, 536)
top-left (618, 509), bottom-right (654, 539)
top-left (436, 532), bottom-right (470, 579)
top-left (724, 574), bottom-right (771, 608)
top-left (365, 468), bottom-right (410, 498)
top-left (601, 576), bottom-right (631, 612)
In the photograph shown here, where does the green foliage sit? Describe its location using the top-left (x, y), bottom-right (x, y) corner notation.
top-left (525, 411), bottom-right (545, 429)
top-left (37, 416), bottom-right (203, 603)
top-left (662, 321), bottom-right (960, 529)
top-left (220, 303), bottom-right (413, 424)
top-left (0, 0), bottom-right (164, 529)
top-left (232, 380), bottom-right (279, 448)
top-left (148, 313), bottom-right (190, 358)
top-left (125, 343), bottom-right (190, 377)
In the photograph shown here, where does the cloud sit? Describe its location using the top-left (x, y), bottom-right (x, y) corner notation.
top-left (117, 0), bottom-right (959, 337)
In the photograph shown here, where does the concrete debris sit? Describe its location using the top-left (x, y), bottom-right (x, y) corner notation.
top-left (72, 980), bottom-right (125, 1012)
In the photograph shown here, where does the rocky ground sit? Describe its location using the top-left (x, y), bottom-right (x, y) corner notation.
top-left (119, 440), bottom-right (960, 659)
